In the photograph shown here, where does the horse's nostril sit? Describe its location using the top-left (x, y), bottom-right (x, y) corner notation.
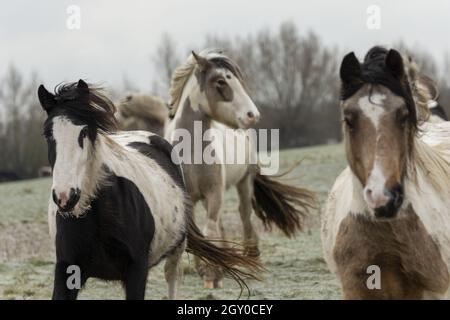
top-left (67, 188), bottom-right (81, 209)
top-left (373, 185), bottom-right (404, 219)
top-left (364, 188), bottom-right (373, 201)
top-left (247, 111), bottom-right (255, 119)
top-left (392, 187), bottom-right (404, 208)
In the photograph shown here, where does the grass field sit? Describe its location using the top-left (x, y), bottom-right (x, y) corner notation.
top-left (0, 144), bottom-right (347, 300)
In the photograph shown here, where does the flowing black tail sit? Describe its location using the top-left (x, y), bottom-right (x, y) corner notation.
top-left (252, 168), bottom-right (317, 237)
top-left (185, 206), bottom-right (264, 294)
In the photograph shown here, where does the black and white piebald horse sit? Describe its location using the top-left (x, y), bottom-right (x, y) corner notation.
top-left (38, 80), bottom-right (261, 300)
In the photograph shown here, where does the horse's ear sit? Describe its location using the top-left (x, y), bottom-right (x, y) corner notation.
top-left (76, 79), bottom-right (90, 100)
top-left (340, 52), bottom-right (361, 85)
top-left (38, 85), bottom-right (56, 111)
top-left (192, 51), bottom-right (212, 72)
top-left (77, 79), bottom-right (89, 90)
top-left (386, 49), bottom-right (404, 79)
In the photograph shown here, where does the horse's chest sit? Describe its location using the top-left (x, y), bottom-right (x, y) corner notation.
top-left (182, 163), bottom-right (223, 201)
top-left (55, 177), bottom-right (156, 279)
top-left (82, 236), bottom-right (130, 280)
top-left (333, 210), bottom-right (449, 299)
top-left (55, 215), bottom-right (139, 280)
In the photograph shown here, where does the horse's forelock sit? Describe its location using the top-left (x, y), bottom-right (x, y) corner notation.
top-left (349, 47), bottom-right (419, 132)
top-left (53, 82), bottom-right (118, 133)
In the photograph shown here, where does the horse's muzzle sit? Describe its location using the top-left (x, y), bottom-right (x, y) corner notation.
top-left (374, 184), bottom-right (404, 219)
top-left (53, 187), bottom-right (81, 212)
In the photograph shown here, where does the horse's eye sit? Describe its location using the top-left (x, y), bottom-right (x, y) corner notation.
top-left (397, 109), bottom-right (409, 125)
top-left (80, 127), bottom-right (88, 138)
top-left (78, 127), bottom-right (89, 148)
top-left (344, 114), bottom-right (356, 131)
top-left (43, 130), bottom-right (53, 141)
top-left (80, 127), bottom-right (87, 139)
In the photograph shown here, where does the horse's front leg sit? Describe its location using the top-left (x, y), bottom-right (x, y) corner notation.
top-left (202, 190), bottom-right (225, 289)
top-left (237, 174), bottom-right (260, 257)
top-left (52, 261), bottom-right (85, 300)
top-left (124, 259), bottom-right (149, 300)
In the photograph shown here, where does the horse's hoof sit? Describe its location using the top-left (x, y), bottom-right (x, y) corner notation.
top-left (213, 280), bottom-right (223, 289)
top-left (204, 280), bottom-right (214, 289)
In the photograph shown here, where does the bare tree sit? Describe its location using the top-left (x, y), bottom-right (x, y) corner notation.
top-left (152, 33), bottom-right (181, 98)
top-left (4, 24), bottom-right (449, 180)
top-left (0, 65), bottom-right (46, 178)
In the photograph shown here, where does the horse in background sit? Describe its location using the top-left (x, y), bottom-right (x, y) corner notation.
top-left (403, 56), bottom-right (448, 122)
top-left (116, 94), bottom-right (168, 136)
top-left (165, 50), bottom-right (316, 288)
top-left (38, 166), bottom-right (52, 177)
top-left (322, 47), bottom-right (450, 299)
top-left (38, 80), bottom-right (262, 299)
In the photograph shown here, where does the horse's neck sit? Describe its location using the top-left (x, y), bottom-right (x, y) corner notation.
top-left (404, 138), bottom-right (450, 267)
top-left (86, 134), bottom-right (115, 181)
top-left (404, 138), bottom-right (450, 210)
top-left (171, 75), bottom-right (212, 132)
top-left (175, 99), bottom-right (212, 132)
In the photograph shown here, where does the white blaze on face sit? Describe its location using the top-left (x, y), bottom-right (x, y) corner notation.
top-left (358, 93), bottom-right (391, 209)
top-left (358, 94), bottom-right (385, 130)
top-left (219, 69), bottom-right (260, 128)
top-left (364, 161), bottom-right (391, 209)
top-left (51, 116), bottom-right (89, 207)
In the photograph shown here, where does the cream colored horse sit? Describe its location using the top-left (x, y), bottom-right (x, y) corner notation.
top-left (165, 50), bottom-right (315, 288)
top-left (116, 94), bottom-right (168, 136)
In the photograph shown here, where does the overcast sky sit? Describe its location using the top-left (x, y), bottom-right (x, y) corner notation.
top-left (1, 0), bottom-right (449, 92)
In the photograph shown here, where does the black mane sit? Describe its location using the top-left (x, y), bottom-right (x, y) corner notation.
top-left (341, 46), bottom-right (418, 127)
top-left (52, 82), bottom-right (118, 132)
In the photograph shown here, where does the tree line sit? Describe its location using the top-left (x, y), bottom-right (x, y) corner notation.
top-left (1, 21), bottom-right (449, 179)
